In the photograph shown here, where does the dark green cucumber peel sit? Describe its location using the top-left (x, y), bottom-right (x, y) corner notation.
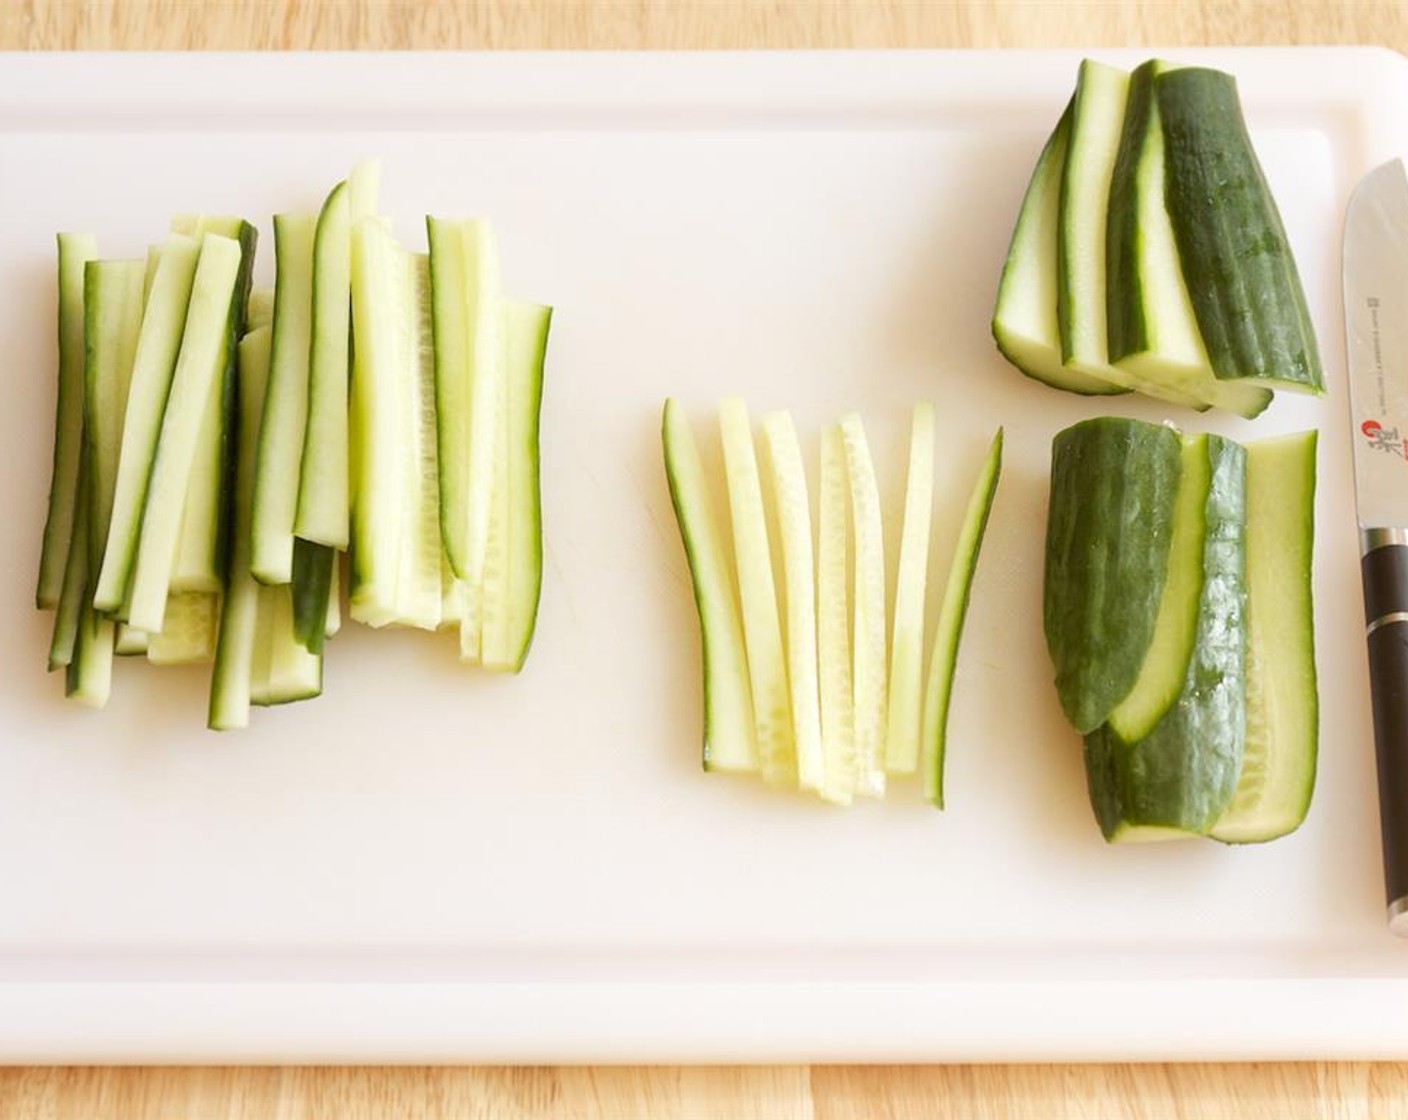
top-left (291, 537), bottom-right (334, 655)
top-left (1043, 418), bottom-right (1183, 734)
top-left (1084, 435), bottom-right (1248, 839)
top-left (1105, 60), bottom-right (1157, 364)
top-left (1156, 67), bottom-right (1323, 393)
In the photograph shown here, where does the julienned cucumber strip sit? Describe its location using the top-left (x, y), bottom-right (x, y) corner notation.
top-left (37, 233), bottom-right (98, 610)
top-left (48, 459), bottom-right (91, 671)
top-left (760, 410), bottom-right (823, 793)
top-left (840, 413), bottom-right (887, 798)
top-left (921, 428), bottom-right (1003, 808)
top-left (661, 399), bottom-right (758, 773)
top-left (1107, 433), bottom-right (1211, 743)
top-left (292, 538), bottom-right (334, 655)
top-left (251, 212), bottom-right (317, 585)
top-left (885, 402), bottom-right (936, 776)
top-left (250, 583), bottom-right (322, 706)
top-left (125, 233), bottom-right (243, 634)
top-left (210, 326), bottom-right (271, 731)
top-left (719, 398), bottom-right (796, 787)
top-left (93, 233), bottom-right (201, 614)
top-left (460, 221), bottom-right (505, 591)
top-left (427, 216), bottom-right (473, 579)
top-left (296, 160), bottom-right (380, 549)
top-left (1210, 431), bottom-right (1318, 843)
top-left (481, 300), bottom-right (552, 673)
top-left (817, 423), bottom-right (857, 805)
top-left (66, 598), bottom-right (115, 709)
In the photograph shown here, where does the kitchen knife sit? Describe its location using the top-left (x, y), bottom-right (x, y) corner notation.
top-left (1344, 157), bottom-right (1408, 935)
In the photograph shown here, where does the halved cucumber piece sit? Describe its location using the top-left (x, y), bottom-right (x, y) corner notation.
top-left (297, 161), bottom-right (381, 549)
top-left (886, 402), bottom-right (936, 776)
top-left (147, 591), bottom-right (219, 665)
top-left (817, 423), bottom-right (857, 805)
top-left (1106, 61), bottom-right (1272, 419)
top-left (661, 399), bottom-right (757, 773)
top-left (37, 233), bottom-right (98, 610)
top-left (760, 410), bottom-right (823, 793)
top-left (719, 398), bottom-right (795, 787)
top-left (210, 326), bottom-right (271, 730)
top-left (839, 413), bottom-right (887, 797)
top-left (481, 301), bottom-right (552, 673)
top-left (1058, 60), bottom-right (1205, 410)
top-left (124, 233), bottom-right (244, 634)
top-left (93, 234), bottom-right (201, 613)
top-left (1107, 433), bottom-right (1211, 743)
top-left (993, 104), bottom-right (1125, 396)
top-left (921, 428), bottom-right (1003, 808)
top-left (251, 212), bottom-right (317, 585)
top-left (1211, 431), bottom-right (1318, 843)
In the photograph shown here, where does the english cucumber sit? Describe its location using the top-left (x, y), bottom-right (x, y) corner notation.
top-left (921, 428), bottom-right (1003, 808)
top-left (661, 399), bottom-right (758, 773)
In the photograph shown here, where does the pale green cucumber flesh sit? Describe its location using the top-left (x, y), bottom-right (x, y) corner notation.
top-left (817, 423), bottom-right (857, 805)
top-left (840, 413), bottom-right (887, 798)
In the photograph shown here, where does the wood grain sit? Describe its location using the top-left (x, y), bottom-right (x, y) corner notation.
top-left (4, 1), bottom-right (1408, 1117)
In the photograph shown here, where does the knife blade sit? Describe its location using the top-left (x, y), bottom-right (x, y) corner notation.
top-left (1343, 158), bottom-right (1408, 935)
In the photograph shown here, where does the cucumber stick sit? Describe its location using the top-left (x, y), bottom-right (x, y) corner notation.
top-left (251, 212), bottom-right (317, 584)
top-left (817, 423), bottom-right (857, 805)
top-left (885, 402), bottom-right (936, 776)
top-left (147, 591), bottom-right (219, 665)
top-left (125, 233), bottom-right (243, 634)
top-left (37, 233), bottom-right (98, 610)
top-left (760, 410), bottom-right (823, 793)
top-left (1057, 61), bottom-right (1204, 409)
top-left (993, 105), bottom-right (1125, 397)
top-left (1211, 432), bottom-right (1318, 843)
top-left (840, 413), bottom-right (887, 797)
top-left (94, 234), bottom-right (201, 613)
top-left (297, 160), bottom-right (380, 549)
top-left (250, 583), bottom-right (322, 706)
top-left (48, 459), bottom-right (90, 671)
top-left (719, 398), bottom-right (795, 787)
top-left (348, 220), bottom-right (441, 630)
top-left (480, 300), bottom-right (552, 673)
top-left (210, 326), bottom-right (271, 730)
top-left (661, 399), bottom-right (757, 773)
top-left (921, 428), bottom-right (1003, 808)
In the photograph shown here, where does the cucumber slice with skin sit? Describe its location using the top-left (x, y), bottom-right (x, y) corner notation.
top-left (993, 104), bottom-right (1125, 396)
top-left (1044, 417), bottom-right (1183, 734)
top-left (817, 423), bottom-right (857, 805)
top-left (1084, 435), bottom-right (1248, 841)
top-left (93, 234), bottom-right (201, 614)
top-left (1108, 433), bottom-right (1211, 743)
top-left (37, 233), bottom-right (98, 609)
top-left (719, 398), bottom-right (796, 787)
top-left (1058, 60), bottom-right (1206, 410)
top-left (48, 458), bottom-right (90, 671)
top-left (1211, 431), bottom-right (1318, 843)
top-left (661, 399), bottom-right (757, 773)
top-left (124, 233), bottom-right (244, 634)
top-left (481, 301), bottom-right (552, 673)
top-left (922, 427), bottom-right (1003, 808)
top-left (760, 410), bottom-right (824, 793)
top-left (66, 598), bottom-right (115, 709)
top-left (427, 216), bottom-right (473, 578)
top-left (1157, 68), bottom-right (1324, 395)
top-left (210, 326), bottom-right (272, 730)
top-left (250, 583), bottom-right (322, 707)
top-left (1106, 61), bottom-right (1272, 419)
top-left (172, 218), bottom-right (255, 593)
top-left (292, 538), bottom-right (334, 655)
top-left (147, 591), bottom-right (219, 665)
top-left (82, 259), bottom-right (146, 577)
top-left (886, 402), bottom-right (936, 776)
top-left (251, 212), bottom-right (317, 585)
top-left (840, 413), bottom-right (887, 797)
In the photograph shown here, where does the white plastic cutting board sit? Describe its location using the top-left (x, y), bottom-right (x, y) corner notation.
top-left (1, 49), bottom-right (1407, 1062)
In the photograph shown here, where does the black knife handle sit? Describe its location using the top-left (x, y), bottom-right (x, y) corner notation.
top-left (1362, 540), bottom-right (1408, 922)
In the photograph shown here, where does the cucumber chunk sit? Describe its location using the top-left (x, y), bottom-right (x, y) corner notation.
top-left (661, 399), bottom-right (757, 773)
top-left (37, 233), bottom-right (98, 609)
top-left (719, 398), bottom-right (796, 787)
top-left (921, 427), bottom-right (1003, 808)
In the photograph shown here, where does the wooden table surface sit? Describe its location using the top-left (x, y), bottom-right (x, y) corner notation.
top-left (6, 1), bottom-right (1408, 1116)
